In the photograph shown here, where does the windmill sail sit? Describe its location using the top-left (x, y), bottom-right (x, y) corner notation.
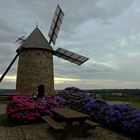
top-left (48, 5), bottom-right (64, 45)
top-left (0, 49), bottom-right (22, 83)
top-left (54, 48), bottom-right (89, 65)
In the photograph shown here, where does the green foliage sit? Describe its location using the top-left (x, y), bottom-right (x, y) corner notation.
top-left (0, 101), bottom-right (9, 104)
top-left (131, 102), bottom-right (140, 109)
top-left (0, 114), bottom-right (16, 127)
top-left (102, 96), bottom-right (140, 109)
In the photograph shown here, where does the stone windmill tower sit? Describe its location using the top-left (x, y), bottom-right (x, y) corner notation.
top-left (16, 27), bottom-right (54, 95)
top-left (0, 5), bottom-right (89, 96)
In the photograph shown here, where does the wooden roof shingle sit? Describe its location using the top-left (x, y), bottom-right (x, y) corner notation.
top-left (16, 27), bottom-right (54, 52)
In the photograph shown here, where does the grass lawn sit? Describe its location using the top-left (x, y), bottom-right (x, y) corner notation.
top-left (0, 101), bottom-right (9, 104)
top-left (130, 101), bottom-right (140, 109)
top-left (0, 114), bottom-right (14, 127)
top-left (0, 101), bottom-right (15, 127)
top-left (0, 114), bottom-right (26, 127)
top-left (103, 96), bottom-right (140, 109)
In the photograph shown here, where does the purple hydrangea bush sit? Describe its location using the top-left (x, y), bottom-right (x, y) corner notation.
top-left (37, 96), bottom-right (69, 115)
top-left (57, 88), bottom-right (90, 112)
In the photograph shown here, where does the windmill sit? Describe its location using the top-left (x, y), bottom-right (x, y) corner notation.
top-left (0, 5), bottom-right (89, 96)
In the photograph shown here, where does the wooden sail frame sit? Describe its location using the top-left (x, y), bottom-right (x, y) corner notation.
top-left (54, 48), bottom-right (89, 65)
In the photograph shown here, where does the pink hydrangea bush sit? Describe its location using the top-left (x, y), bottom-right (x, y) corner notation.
top-left (6, 94), bottom-right (68, 123)
top-left (6, 95), bottom-right (53, 123)
top-left (6, 95), bottom-right (39, 123)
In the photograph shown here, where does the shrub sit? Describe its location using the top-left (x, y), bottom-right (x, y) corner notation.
top-left (6, 88), bottom-right (140, 137)
top-left (6, 94), bottom-right (69, 123)
top-left (6, 95), bottom-right (52, 123)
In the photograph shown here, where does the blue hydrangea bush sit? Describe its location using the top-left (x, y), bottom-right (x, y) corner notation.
top-left (57, 87), bottom-right (140, 137)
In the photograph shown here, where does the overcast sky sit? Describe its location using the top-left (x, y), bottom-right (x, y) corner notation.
top-left (0, 0), bottom-right (140, 89)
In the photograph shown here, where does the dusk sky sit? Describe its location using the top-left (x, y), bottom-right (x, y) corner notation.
top-left (0, 0), bottom-right (140, 89)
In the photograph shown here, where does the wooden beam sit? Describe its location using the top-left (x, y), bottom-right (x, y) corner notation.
top-left (0, 49), bottom-right (22, 83)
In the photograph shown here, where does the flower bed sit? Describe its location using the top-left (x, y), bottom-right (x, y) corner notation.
top-left (57, 88), bottom-right (140, 137)
top-left (6, 87), bottom-right (140, 137)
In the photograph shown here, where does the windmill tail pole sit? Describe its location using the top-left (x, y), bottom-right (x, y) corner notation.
top-left (0, 49), bottom-right (22, 83)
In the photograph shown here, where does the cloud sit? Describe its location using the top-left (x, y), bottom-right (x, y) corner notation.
top-left (0, 0), bottom-right (140, 89)
top-left (54, 59), bottom-right (117, 80)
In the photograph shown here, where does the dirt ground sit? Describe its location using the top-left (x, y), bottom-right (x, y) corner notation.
top-left (0, 123), bottom-right (133, 140)
top-left (0, 103), bottom-right (134, 140)
top-left (0, 104), bottom-right (6, 114)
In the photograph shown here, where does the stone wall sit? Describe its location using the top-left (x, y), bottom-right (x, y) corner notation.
top-left (16, 49), bottom-right (54, 96)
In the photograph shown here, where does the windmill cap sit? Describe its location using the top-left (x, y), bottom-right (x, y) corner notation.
top-left (16, 27), bottom-right (54, 52)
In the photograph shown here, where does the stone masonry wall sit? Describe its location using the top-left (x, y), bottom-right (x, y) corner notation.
top-left (16, 49), bottom-right (54, 96)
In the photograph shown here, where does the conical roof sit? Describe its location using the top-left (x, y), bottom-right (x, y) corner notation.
top-left (16, 27), bottom-right (54, 52)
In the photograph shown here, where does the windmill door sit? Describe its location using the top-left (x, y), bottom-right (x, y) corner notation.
top-left (37, 84), bottom-right (45, 98)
